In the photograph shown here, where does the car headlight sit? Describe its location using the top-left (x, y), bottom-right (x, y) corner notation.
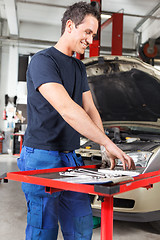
top-left (117, 151), bottom-right (153, 167)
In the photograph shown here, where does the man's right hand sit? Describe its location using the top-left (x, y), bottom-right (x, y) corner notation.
top-left (101, 143), bottom-right (136, 170)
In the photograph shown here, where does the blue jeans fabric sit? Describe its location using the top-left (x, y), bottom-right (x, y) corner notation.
top-left (17, 146), bottom-right (93, 240)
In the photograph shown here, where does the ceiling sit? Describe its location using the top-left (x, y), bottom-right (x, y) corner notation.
top-left (0, 0), bottom-right (160, 56)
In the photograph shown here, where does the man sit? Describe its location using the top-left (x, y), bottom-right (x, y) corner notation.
top-left (17, 2), bottom-right (135, 240)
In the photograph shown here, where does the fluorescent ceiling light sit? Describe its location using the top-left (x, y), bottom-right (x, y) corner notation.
top-left (101, 14), bottom-right (111, 19)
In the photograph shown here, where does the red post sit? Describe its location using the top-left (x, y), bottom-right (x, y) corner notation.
top-left (101, 13), bottom-right (123, 56)
top-left (101, 196), bottom-right (113, 240)
top-left (76, 53), bottom-right (84, 60)
top-left (111, 13), bottom-right (123, 56)
top-left (89, 0), bottom-right (101, 57)
top-left (89, 40), bottom-right (100, 57)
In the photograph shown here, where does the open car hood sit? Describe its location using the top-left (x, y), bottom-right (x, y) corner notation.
top-left (83, 56), bottom-right (160, 124)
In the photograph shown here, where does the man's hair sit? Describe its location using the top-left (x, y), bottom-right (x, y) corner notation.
top-left (61, 1), bottom-right (100, 35)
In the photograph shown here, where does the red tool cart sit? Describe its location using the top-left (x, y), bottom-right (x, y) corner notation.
top-left (1, 164), bottom-right (160, 240)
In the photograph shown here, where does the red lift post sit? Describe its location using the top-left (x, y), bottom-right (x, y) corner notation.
top-left (89, 0), bottom-right (101, 57)
top-left (101, 13), bottom-right (123, 56)
top-left (76, 53), bottom-right (84, 60)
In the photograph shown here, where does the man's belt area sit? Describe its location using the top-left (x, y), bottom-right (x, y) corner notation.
top-left (60, 151), bottom-right (73, 153)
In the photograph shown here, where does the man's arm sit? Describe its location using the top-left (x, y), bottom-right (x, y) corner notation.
top-left (38, 82), bottom-right (135, 170)
top-left (82, 90), bottom-right (104, 132)
top-left (82, 90), bottom-right (131, 169)
top-left (82, 90), bottom-right (111, 167)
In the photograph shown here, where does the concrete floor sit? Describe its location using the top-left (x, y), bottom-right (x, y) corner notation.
top-left (0, 154), bottom-right (160, 240)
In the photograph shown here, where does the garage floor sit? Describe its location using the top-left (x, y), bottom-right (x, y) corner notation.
top-left (0, 154), bottom-right (160, 240)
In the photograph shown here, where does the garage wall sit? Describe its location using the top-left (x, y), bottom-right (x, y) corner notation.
top-left (101, 29), bottom-right (136, 52)
top-left (0, 46), bottom-right (9, 131)
top-left (19, 22), bottom-right (61, 43)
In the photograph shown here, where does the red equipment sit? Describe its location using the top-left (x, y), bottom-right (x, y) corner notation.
top-left (101, 13), bottom-right (123, 56)
top-left (2, 164), bottom-right (160, 240)
top-left (3, 108), bottom-right (7, 120)
top-left (89, 0), bottom-right (101, 57)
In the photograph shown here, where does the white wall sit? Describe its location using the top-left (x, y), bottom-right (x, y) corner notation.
top-left (19, 22), bottom-right (61, 42)
top-left (0, 45), bottom-right (9, 131)
top-left (101, 28), bottom-right (137, 51)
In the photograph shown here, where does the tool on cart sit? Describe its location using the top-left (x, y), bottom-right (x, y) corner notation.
top-left (60, 168), bottom-right (106, 178)
top-left (58, 168), bottom-right (134, 184)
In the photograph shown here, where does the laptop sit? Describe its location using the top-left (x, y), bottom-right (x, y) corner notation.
top-left (99, 148), bottom-right (160, 177)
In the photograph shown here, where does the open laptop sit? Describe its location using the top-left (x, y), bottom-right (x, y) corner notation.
top-left (99, 148), bottom-right (160, 177)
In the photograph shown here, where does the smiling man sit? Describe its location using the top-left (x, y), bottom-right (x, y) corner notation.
top-left (56, 12), bottom-right (98, 55)
top-left (17, 2), bottom-right (135, 240)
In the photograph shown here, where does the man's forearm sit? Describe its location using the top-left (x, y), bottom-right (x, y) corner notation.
top-left (82, 90), bottom-right (104, 134)
top-left (85, 104), bottom-right (104, 133)
top-left (61, 100), bottom-right (109, 147)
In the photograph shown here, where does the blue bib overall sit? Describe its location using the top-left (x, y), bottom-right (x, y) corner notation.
top-left (17, 146), bottom-right (93, 240)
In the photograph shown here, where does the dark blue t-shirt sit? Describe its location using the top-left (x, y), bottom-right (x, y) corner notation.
top-left (23, 47), bottom-right (89, 151)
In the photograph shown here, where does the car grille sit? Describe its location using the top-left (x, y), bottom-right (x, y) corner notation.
top-left (90, 195), bottom-right (135, 209)
top-left (114, 198), bottom-right (135, 208)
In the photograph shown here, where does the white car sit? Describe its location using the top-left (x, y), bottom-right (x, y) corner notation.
top-left (76, 55), bottom-right (160, 231)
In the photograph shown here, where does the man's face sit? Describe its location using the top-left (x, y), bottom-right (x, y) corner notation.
top-left (70, 15), bottom-right (99, 54)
